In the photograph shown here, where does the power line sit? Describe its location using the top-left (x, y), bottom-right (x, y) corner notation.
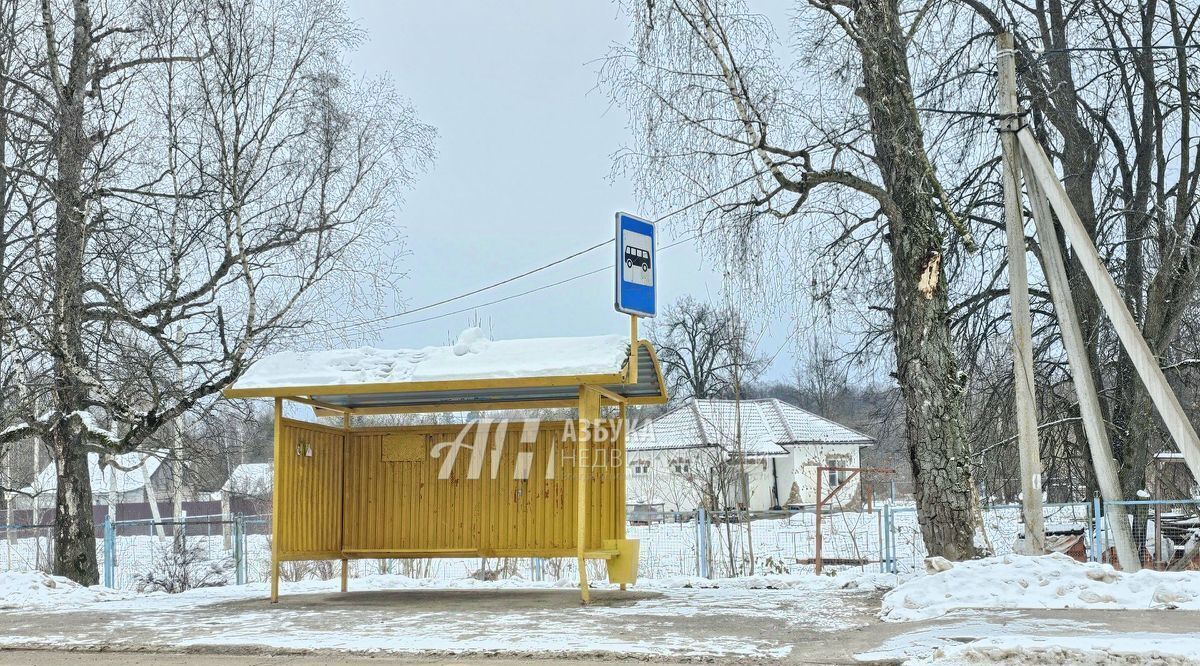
top-left (1038, 44), bottom-right (1200, 54)
top-left (372, 237), bottom-right (612, 324)
top-left (326, 169), bottom-right (780, 335)
top-left (373, 232), bottom-right (702, 332)
top-left (329, 197), bottom-right (727, 334)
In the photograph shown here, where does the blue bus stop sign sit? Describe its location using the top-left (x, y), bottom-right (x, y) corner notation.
top-left (614, 212), bottom-right (656, 317)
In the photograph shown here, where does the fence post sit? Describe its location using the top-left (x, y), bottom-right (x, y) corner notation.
top-left (695, 507), bottom-right (709, 579)
top-left (1092, 494), bottom-right (1102, 563)
top-left (102, 515), bottom-right (115, 588)
top-left (882, 505), bottom-right (890, 573)
top-left (234, 513), bottom-right (245, 585)
top-left (885, 505), bottom-right (896, 574)
top-left (879, 506), bottom-right (886, 573)
top-left (531, 557), bottom-right (543, 582)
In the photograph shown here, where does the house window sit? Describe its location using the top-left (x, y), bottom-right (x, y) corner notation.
top-left (670, 458), bottom-right (690, 475)
top-left (826, 455), bottom-right (851, 486)
top-left (631, 459), bottom-right (650, 475)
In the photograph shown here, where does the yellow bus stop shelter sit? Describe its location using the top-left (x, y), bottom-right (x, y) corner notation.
top-left (223, 328), bottom-right (667, 604)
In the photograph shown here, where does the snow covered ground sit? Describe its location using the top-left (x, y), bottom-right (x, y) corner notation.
top-left (861, 554), bottom-right (1200, 665)
top-left (0, 569), bottom-right (134, 609)
top-left (882, 553), bottom-right (1200, 621)
top-left (0, 568), bottom-right (886, 659)
top-left (860, 613), bottom-right (1200, 665)
top-left (0, 502), bottom-right (1094, 591)
top-left (2, 555), bottom-right (1200, 663)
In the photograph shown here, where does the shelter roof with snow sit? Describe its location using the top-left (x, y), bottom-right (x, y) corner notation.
top-left (626, 398), bottom-right (873, 456)
top-left (224, 328), bottom-right (667, 414)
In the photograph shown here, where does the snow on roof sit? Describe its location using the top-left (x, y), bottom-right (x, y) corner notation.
top-left (222, 463), bottom-right (272, 495)
top-left (627, 398), bottom-right (873, 455)
top-left (230, 327), bottom-right (630, 391)
top-left (21, 452), bottom-right (162, 498)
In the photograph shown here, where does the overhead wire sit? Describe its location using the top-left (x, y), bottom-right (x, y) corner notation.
top-left (327, 172), bottom-right (774, 334)
top-left (372, 232), bottom-right (703, 332)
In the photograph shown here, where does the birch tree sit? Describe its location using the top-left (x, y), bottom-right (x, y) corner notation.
top-left (0, 0), bottom-right (433, 584)
top-left (605, 0), bottom-right (978, 558)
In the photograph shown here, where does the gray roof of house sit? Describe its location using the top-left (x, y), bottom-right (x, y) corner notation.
top-left (626, 398), bottom-right (874, 455)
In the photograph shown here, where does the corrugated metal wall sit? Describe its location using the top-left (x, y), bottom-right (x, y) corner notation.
top-left (276, 418), bottom-right (624, 558)
top-left (277, 419), bottom-right (344, 557)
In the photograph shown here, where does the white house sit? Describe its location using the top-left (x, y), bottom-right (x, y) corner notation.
top-left (626, 398), bottom-right (874, 512)
top-left (217, 462), bottom-right (272, 513)
top-left (12, 451), bottom-right (170, 510)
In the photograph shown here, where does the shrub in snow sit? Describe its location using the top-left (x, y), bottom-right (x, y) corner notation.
top-left (134, 535), bottom-right (229, 593)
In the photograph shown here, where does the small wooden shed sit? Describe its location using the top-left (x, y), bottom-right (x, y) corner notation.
top-left (223, 329), bottom-right (667, 603)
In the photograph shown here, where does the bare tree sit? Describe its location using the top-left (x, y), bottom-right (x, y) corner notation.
top-left (935, 0), bottom-right (1200, 537)
top-left (0, 0), bottom-right (434, 584)
top-left (604, 0), bottom-right (978, 558)
top-left (650, 296), bottom-right (764, 401)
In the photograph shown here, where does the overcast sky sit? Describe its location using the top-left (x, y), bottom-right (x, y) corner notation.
top-left (344, 1), bottom-right (798, 382)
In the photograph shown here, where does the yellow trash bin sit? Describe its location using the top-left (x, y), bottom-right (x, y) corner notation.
top-left (605, 538), bottom-right (640, 585)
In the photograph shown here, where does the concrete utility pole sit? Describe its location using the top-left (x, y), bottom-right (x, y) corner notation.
top-left (993, 30), bottom-right (1200, 571)
top-left (996, 33), bottom-right (1045, 555)
top-left (1019, 146), bottom-right (1140, 570)
top-left (992, 30), bottom-right (1138, 569)
top-left (1016, 130), bottom-right (1200, 489)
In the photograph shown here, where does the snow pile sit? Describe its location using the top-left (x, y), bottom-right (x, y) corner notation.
top-left (451, 327), bottom-right (490, 356)
top-left (914, 633), bottom-right (1200, 665)
top-left (882, 553), bottom-right (1200, 621)
top-left (0, 570), bottom-right (133, 610)
top-left (231, 328), bottom-right (630, 389)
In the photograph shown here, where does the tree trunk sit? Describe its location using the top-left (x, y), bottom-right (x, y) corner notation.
top-left (47, 0), bottom-right (99, 584)
top-left (50, 422), bottom-right (97, 584)
top-left (855, 0), bottom-right (976, 559)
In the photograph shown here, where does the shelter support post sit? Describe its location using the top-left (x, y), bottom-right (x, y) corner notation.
top-left (996, 33), bottom-right (1046, 554)
top-left (619, 400), bottom-right (627, 592)
top-left (340, 411), bottom-right (350, 593)
top-left (577, 386), bottom-right (601, 604)
top-left (1019, 149), bottom-right (1141, 571)
top-left (270, 397), bottom-right (282, 603)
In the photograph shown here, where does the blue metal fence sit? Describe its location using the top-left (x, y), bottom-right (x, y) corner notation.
top-left (97, 513), bottom-right (268, 589)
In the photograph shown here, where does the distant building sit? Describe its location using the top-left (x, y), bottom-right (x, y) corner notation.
top-left (12, 451), bottom-right (180, 510)
top-left (218, 462), bottom-right (272, 513)
top-left (626, 398), bottom-right (874, 512)
top-left (1149, 451), bottom-right (1199, 500)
